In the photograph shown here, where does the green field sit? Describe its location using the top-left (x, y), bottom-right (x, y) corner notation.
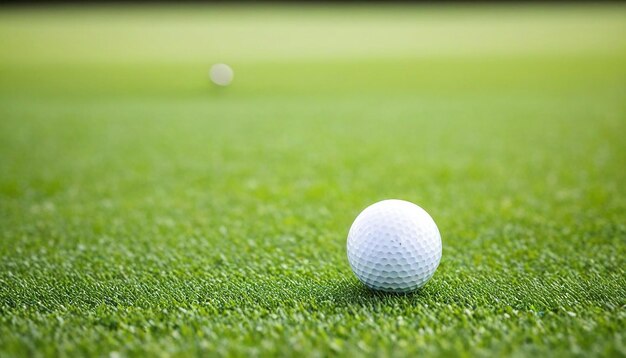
top-left (1, 4), bottom-right (625, 357)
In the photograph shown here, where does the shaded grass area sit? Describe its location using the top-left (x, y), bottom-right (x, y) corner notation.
top-left (1, 4), bottom-right (626, 357)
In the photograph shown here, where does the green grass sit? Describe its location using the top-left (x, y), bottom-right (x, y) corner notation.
top-left (1, 4), bottom-right (625, 357)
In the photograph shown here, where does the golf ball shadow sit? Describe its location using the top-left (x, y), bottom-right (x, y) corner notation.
top-left (316, 277), bottom-right (431, 309)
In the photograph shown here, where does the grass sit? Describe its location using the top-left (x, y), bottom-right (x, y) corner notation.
top-left (0, 4), bottom-right (625, 357)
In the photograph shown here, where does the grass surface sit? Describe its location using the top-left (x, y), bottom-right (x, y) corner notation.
top-left (1, 4), bottom-right (626, 357)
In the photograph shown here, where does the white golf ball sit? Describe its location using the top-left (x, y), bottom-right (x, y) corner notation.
top-left (347, 199), bottom-right (442, 293)
top-left (209, 63), bottom-right (234, 86)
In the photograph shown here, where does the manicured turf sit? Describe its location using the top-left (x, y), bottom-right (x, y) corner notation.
top-left (1, 4), bottom-right (625, 357)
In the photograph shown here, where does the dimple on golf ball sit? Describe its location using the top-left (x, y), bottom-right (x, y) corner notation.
top-left (347, 199), bottom-right (442, 293)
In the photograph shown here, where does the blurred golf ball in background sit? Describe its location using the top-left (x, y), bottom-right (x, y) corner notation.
top-left (347, 199), bottom-right (442, 293)
top-left (209, 63), bottom-right (234, 86)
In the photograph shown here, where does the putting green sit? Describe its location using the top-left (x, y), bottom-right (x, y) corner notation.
top-left (0, 4), bottom-right (625, 356)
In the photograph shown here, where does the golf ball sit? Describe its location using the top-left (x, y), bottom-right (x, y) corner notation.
top-left (209, 63), bottom-right (234, 86)
top-left (347, 199), bottom-right (442, 293)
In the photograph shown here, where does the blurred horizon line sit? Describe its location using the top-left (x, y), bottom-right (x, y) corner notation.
top-left (1, 0), bottom-right (618, 7)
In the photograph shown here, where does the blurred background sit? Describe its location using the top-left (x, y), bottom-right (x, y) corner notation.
top-left (1, 2), bottom-right (623, 204)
